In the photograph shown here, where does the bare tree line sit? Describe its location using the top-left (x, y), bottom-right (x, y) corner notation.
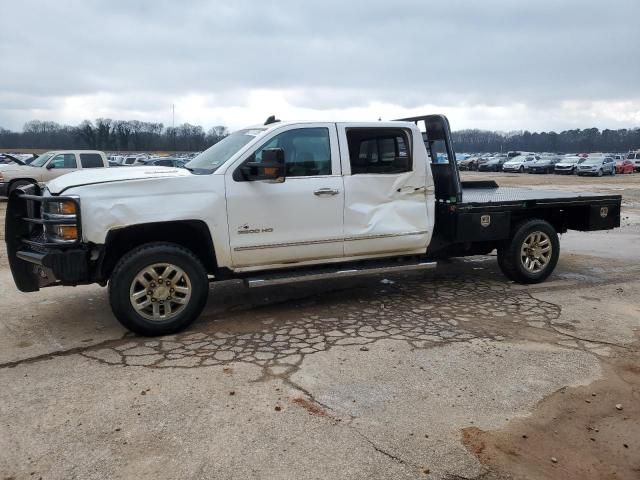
top-left (452, 128), bottom-right (640, 153)
top-left (1, 119), bottom-right (639, 153)
top-left (0, 119), bottom-right (229, 151)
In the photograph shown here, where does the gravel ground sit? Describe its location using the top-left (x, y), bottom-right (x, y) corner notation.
top-left (1, 172), bottom-right (639, 479)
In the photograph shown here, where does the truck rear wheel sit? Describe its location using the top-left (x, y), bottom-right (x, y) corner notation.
top-left (109, 242), bottom-right (209, 336)
top-left (497, 219), bottom-right (559, 284)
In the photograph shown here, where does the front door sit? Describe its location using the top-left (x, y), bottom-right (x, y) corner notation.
top-left (42, 153), bottom-right (78, 182)
top-left (225, 124), bottom-right (344, 268)
top-left (337, 124), bottom-right (431, 257)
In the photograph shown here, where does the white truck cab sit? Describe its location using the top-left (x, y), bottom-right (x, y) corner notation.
top-left (6, 115), bottom-right (622, 335)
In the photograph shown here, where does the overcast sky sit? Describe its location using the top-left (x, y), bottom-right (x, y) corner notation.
top-left (1, 0), bottom-right (639, 132)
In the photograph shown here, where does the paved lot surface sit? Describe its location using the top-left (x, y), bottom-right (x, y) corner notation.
top-left (1, 172), bottom-right (639, 479)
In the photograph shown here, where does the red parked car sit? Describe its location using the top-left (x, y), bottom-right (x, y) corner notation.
top-left (616, 159), bottom-right (635, 174)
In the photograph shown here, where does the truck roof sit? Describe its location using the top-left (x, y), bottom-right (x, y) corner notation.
top-left (243, 120), bottom-right (416, 132)
top-left (39, 150), bottom-right (106, 156)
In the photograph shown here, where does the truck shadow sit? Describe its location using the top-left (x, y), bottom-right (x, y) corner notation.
top-left (82, 262), bottom-right (562, 372)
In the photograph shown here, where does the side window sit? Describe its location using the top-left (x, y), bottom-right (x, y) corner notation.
top-left (79, 153), bottom-right (103, 168)
top-left (243, 127), bottom-right (331, 178)
top-left (347, 128), bottom-right (411, 174)
top-left (48, 153), bottom-right (77, 169)
top-left (156, 159), bottom-right (173, 167)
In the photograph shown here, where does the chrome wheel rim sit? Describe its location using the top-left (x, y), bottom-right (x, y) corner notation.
top-left (520, 231), bottom-right (552, 273)
top-left (129, 263), bottom-right (192, 322)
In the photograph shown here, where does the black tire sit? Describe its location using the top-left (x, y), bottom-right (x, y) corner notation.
top-left (497, 219), bottom-right (560, 284)
top-left (9, 179), bottom-right (34, 194)
top-left (597, 169), bottom-right (603, 177)
top-left (109, 242), bottom-right (209, 336)
top-left (519, 166), bottom-right (524, 173)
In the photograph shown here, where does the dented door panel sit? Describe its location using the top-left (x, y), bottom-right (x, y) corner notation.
top-left (337, 123), bottom-right (433, 257)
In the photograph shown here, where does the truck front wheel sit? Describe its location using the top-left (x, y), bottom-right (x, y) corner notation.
top-left (109, 242), bottom-right (209, 336)
top-left (497, 219), bottom-right (559, 284)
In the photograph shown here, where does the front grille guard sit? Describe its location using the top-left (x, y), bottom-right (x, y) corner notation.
top-left (8, 185), bottom-right (82, 248)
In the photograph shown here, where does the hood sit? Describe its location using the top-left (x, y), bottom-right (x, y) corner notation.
top-left (0, 164), bottom-right (34, 175)
top-left (46, 166), bottom-right (191, 194)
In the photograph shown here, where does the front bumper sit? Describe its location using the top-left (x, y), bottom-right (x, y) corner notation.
top-left (5, 185), bottom-right (99, 291)
top-left (0, 182), bottom-right (8, 197)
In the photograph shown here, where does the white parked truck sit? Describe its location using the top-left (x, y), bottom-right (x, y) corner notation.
top-left (0, 150), bottom-right (108, 197)
top-left (6, 115), bottom-right (621, 335)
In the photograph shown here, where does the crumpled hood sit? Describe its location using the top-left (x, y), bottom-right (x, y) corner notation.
top-left (46, 166), bottom-right (191, 194)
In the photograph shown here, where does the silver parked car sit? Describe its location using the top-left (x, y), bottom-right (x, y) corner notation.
top-left (554, 156), bottom-right (586, 175)
top-left (576, 156), bottom-right (616, 176)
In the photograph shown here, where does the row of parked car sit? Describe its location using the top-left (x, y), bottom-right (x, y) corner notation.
top-left (0, 150), bottom-right (202, 197)
top-left (107, 152), bottom-right (200, 168)
top-left (458, 151), bottom-right (640, 176)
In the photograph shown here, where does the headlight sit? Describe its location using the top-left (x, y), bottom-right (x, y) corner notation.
top-left (41, 197), bottom-right (80, 243)
top-left (45, 200), bottom-right (77, 215)
top-left (50, 225), bottom-right (79, 241)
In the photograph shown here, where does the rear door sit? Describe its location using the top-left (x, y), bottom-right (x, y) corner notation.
top-left (337, 124), bottom-right (430, 257)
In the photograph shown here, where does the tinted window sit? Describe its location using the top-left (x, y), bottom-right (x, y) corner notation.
top-left (80, 153), bottom-right (103, 168)
top-left (347, 128), bottom-right (411, 174)
top-left (49, 153), bottom-right (77, 169)
top-left (155, 159), bottom-right (174, 167)
top-left (243, 127), bottom-right (331, 178)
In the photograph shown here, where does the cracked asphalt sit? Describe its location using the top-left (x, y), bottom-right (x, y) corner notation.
top-left (1, 173), bottom-right (639, 480)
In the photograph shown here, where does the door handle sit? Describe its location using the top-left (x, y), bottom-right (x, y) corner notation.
top-left (314, 188), bottom-right (340, 196)
top-left (396, 186), bottom-right (426, 193)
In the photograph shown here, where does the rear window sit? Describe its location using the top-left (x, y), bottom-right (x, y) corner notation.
top-left (80, 153), bottom-right (104, 168)
top-left (155, 159), bottom-right (174, 167)
top-left (347, 128), bottom-right (411, 174)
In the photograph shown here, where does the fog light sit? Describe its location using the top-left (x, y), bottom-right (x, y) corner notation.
top-left (54, 225), bottom-right (78, 240)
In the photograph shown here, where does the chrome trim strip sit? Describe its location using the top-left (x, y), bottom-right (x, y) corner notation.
top-left (233, 230), bottom-right (429, 252)
top-left (234, 237), bottom-right (343, 252)
top-left (344, 230), bottom-right (428, 242)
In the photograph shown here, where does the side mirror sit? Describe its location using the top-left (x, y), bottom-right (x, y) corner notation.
top-left (46, 162), bottom-right (55, 169)
top-left (240, 148), bottom-right (286, 182)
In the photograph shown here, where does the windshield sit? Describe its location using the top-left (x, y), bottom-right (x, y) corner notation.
top-left (186, 129), bottom-right (265, 172)
top-left (29, 152), bottom-right (54, 167)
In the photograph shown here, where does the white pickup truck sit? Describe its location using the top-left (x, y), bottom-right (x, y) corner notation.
top-left (6, 115), bottom-right (621, 335)
top-left (0, 150), bottom-right (108, 197)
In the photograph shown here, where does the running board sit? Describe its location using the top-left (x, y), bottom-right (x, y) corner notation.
top-left (244, 260), bottom-right (437, 288)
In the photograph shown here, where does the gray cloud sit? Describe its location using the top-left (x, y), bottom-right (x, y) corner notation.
top-left (0, 0), bottom-right (638, 130)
